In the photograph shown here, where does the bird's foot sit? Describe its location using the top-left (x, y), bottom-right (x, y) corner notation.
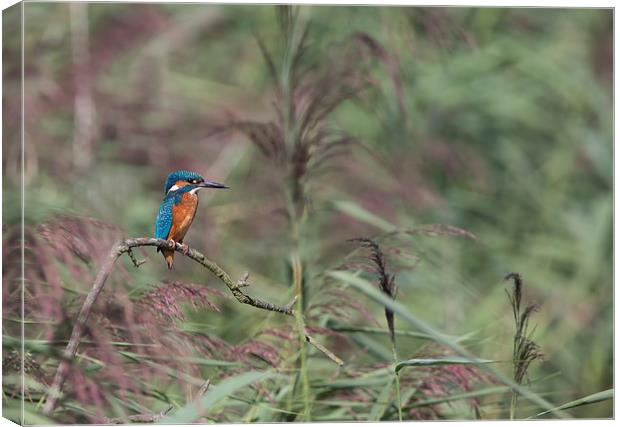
top-left (180, 243), bottom-right (190, 255)
top-left (167, 239), bottom-right (177, 250)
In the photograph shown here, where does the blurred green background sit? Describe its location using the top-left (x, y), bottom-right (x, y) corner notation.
top-left (2, 3), bottom-right (612, 422)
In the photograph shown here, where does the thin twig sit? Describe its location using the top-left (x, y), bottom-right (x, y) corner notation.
top-left (126, 248), bottom-right (147, 268)
top-left (42, 238), bottom-right (295, 415)
top-left (304, 328), bottom-right (344, 366)
top-left (196, 379), bottom-right (211, 396)
top-left (237, 271), bottom-right (250, 288)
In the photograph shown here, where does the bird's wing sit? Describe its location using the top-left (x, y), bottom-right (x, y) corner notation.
top-left (154, 196), bottom-right (174, 240)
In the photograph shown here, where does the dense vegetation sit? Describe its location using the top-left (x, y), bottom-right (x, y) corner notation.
top-left (2, 4), bottom-right (612, 423)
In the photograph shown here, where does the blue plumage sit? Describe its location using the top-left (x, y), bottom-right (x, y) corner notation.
top-left (154, 194), bottom-right (174, 240)
top-left (154, 170), bottom-right (228, 269)
top-left (154, 186), bottom-right (199, 239)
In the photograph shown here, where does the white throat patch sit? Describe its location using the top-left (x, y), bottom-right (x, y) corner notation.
top-left (189, 187), bottom-right (202, 195)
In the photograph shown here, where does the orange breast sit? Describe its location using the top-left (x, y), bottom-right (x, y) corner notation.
top-left (168, 192), bottom-right (199, 242)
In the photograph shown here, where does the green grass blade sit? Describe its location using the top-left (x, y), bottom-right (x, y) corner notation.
top-left (158, 371), bottom-right (282, 423)
top-left (328, 270), bottom-right (570, 419)
top-left (117, 350), bottom-right (241, 367)
top-left (312, 375), bottom-right (390, 389)
top-left (395, 357), bottom-right (497, 372)
top-left (407, 386), bottom-right (511, 408)
top-left (330, 325), bottom-right (476, 342)
top-left (348, 332), bottom-right (393, 361)
top-left (3, 335), bottom-right (67, 360)
top-left (534, 389), bottom-right (613, 417)
top-left (3, 402), bottom-right (57, 425)
top-left (369, 375), bottom-right (395, 420)
top-left (331, 200), bottom-right (396, 232)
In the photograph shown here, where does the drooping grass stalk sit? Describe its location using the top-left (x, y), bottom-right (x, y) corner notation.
top-left (350, 238), bottom-right (402, 420)
top-left (505, 272), bottom-right (542, 420)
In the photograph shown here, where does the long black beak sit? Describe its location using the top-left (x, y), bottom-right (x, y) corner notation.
top-left (198, 180), bottom-right (229, 189)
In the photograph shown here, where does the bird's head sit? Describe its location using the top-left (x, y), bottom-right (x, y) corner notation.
top-left (164, 170), bottom-right (229, 194)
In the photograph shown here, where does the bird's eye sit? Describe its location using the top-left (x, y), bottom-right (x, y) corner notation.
top-left (189, 179), bottom-right (197, 184)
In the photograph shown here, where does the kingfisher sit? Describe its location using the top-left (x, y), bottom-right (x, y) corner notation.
top-left (155, 170), bottom-right (228, 269)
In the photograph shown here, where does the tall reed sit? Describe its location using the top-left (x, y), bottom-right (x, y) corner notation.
top-left (228, 5), bottom-right (393, 419)
top-left (350, 238), bottom-right (402, 420)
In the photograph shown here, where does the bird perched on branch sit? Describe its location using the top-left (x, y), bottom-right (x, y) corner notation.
top-left (155, 170), bottom-right (228, 269)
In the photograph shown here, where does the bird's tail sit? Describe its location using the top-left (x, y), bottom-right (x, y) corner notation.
top-left (160, 248), bottom-right (174, 269)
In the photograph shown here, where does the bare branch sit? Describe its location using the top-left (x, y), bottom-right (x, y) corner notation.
top-left (42, 237), bottom-right (295, 415)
